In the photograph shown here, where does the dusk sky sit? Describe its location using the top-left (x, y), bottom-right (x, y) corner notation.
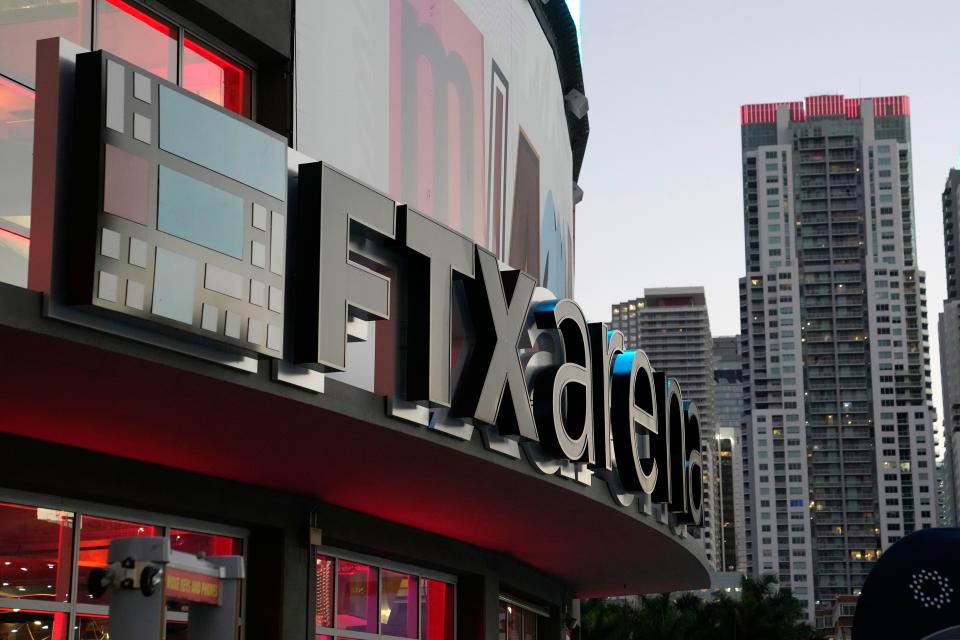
top-left (574, 0), bottom-right (960, 444)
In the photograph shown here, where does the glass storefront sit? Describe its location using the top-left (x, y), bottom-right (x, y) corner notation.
top-left (316, 550), bottom-right (455, 640)
top-left (0, 0), bottom-right (253, 288)
top-left (0, 494), bottom-right (244, 640)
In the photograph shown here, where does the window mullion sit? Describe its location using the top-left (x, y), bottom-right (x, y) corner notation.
top-left (333, 557), bottom-right (340, 635)
top-left (91, 0), bottom-right (99, 50)
top-left (177, 26), bottom-right (185, 86)
top-left (67, 510), bottom-right (82, 640)
top-left (378, 563), bottom-right (384, 637)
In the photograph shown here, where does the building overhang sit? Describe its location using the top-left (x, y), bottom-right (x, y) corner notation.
top-left (0, 282), bottom-right (709, 596)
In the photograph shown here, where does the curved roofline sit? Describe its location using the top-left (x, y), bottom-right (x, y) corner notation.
top-left (526, 0), bottom-right (589, 181)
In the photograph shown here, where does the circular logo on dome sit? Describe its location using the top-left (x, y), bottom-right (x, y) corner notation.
top-left (910, 569), bottom-right (954, 610)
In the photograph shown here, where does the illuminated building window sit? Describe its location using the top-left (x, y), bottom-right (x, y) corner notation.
top-left (96, 0), bottom-right (251, 115)
top-left (183, 36), bottom-right (251, 116)
top-left (0, 0), bottom-right (252, 288)
top-left (498, 597), bottom-right (543, 640)
top-left (316, 550), bottom-right (455, 640)
top-left (97, 0), bottom-right (178, 82)
top-left (0, 496), bottom-right (243, 636)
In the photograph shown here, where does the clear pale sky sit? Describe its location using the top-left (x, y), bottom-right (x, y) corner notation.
top-left (574, 0), bottom-right (960, 446)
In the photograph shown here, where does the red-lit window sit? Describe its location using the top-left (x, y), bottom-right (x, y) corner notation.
top-left (317, 555), bottom-right (335, 628)
top-left (337, 560), bottom-right (379, 633)
top-left (422, 579), bottom-right (455, 640)
top-left (76, 614), bottom-right (188, 639)
top-left (0, 76), bottom-right (34, 287)
top-left (96, 0), bottom-right (252, 116)
top-left (183, 37), bottom-right (251, 116)
top-left (169, 528), bottom-right (243, 557)
top-left (0, 609), bottom-right (68, 640)
top-left (0, 0), bottom-right (90, 87)
top-left (316, 551), bottom-right (455, 640)
top-left (78, 515), bottom-right (161, 604)
top-left (382, 570), bottom-right (418, 638)
top-left (96, 0), bottom-right (178, 82)
top-left (0, 503), bottom-right (73, 604)
top-left (0, 496), bottom-right (244, 629)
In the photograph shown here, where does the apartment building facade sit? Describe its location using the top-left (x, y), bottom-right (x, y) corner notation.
top-left (738, 95), bottom-right (937, 614)
top-left (939, 169), bottom-right (960, 527)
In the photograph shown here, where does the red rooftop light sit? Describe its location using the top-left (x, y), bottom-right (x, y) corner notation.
top-left (741, 95), bottom-right (910, 124)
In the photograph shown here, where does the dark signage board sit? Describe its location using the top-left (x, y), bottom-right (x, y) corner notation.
top-left (30, 42), bottom-right (703, 528)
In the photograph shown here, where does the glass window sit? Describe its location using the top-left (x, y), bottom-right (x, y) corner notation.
top-left (78, 515), bottom-right (161, 604)
top-left (182, 36), bottom-right (250, 116)
top-left (317, 555), bottom-right (335, 628)
top-left (169, 528), bottom-right (242, 558)
top-left (421, 579), bottom-right (454, 640)
top-left (498, 600), bottom-right (540, 640)
top-left (0, 228), bottom-right (29, 287)
top-left (522, 610), bottom-right (537, 640)
top-left (96, 0), bottom-right (177, 81)
top-left (381, 570), bottom-right (418, 638)
top-left (0, 609), bottom-right (66, 640)
top-left (498, 601), bottom-right (521, 640)
top-left (0, 503), bottom-right (73, 604)
top-left (0, 496), bottom-right (244, 633)
top-left (336, 561), bottom-right (379, 633)
top-left (0, 74), bottom-right (34, 288)
top-left (317, 552), bottom-right (455, 640)
top-left (76, 615), bottom-right (187, 639)
top-left (0, 0), bottom-right (90, 87)
top-left (0, 75), bottom-right (34, 238)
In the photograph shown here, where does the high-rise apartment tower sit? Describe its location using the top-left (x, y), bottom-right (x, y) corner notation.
top-left (611, 288), bottom-right (720, 569)
top-left (938, 169), bottom-right (960, 526)
top-left (738, 95), bottom-right (937, 615)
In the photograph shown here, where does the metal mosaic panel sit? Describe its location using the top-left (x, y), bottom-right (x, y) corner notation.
top-left (72, 51), bottom-right (287, 357)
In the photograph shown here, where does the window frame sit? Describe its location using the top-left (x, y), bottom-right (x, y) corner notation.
top-left (0, 0), bottom-right (257, 247)
top-left (313, 545), bottom-right (458, 640)
top-left (0, 486), bottom-right (247, 636)
top-left (497, 594), bottom-right (547, 640)
top-left (91, 0), bottom-right (256, 117)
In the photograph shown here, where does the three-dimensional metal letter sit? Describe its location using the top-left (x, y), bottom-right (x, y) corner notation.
top-left (588, 323), bottom-right (623, 471)
top-left (293, 163), bottom-right (396, 371)
top-left (531, 299), bottom-right (594, 462)
top-left (453, 248), bottom-right (538, 440)
top-left (400, 207), bottom-right (475, 406)
top-left (610, 349), bottom-right (658, 494)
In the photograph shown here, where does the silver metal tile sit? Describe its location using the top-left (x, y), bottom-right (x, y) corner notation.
top-left (251, 241), bottom-right (266, 269)
top-left (106, 61), bottom-right (124, 133)
top-left (201, 303), bottom-right (219, 332)
top-left (252, 203), bottom-right (268, 231)
top-left (133, 72), bottom-right (151, 103)
top-left (250, 279), bottom-right (266, 307)
top-left (133, 113), bottom-right (151, 144)
top-left (129, 237), bottom-right (148, 268)
top-left (270, 211), bottom-right (285, 275)
top-left (126, 279), bottom-right (145, 310)
top-left (267, 324), bottom-right (282, 352)
top-left (225, 310), bottom-right (241, 339)
top-left (101, 228), bottom-right (121, 260)
top-left (268, 286), bottom-right (283, 313)
top-left (247, 318), bottom-right (265, 346)
top-left (204, 263), bottom-right (244, 299)
top-left (98, 271), bottom-right (118, 302)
